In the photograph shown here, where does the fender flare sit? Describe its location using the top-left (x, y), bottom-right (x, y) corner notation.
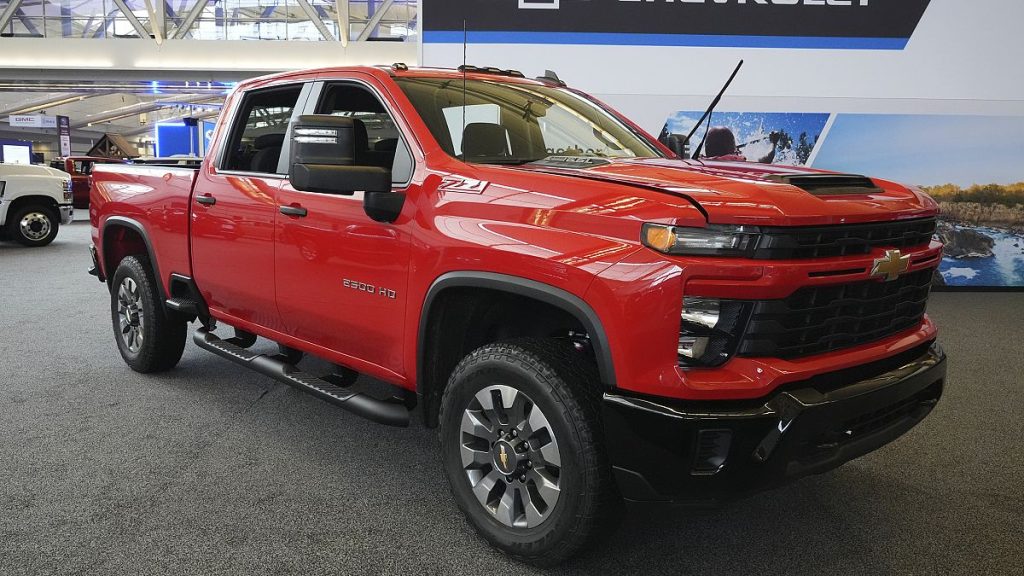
top-left (100, 216), bottom-right (166, 300)
top-left (418, 271), bottom-right (617, 390)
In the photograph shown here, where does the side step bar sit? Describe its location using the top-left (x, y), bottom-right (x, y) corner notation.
top-left (166, 298), bottom-right (200, 317)
top-left (193, 328), bottom-right (410, 427)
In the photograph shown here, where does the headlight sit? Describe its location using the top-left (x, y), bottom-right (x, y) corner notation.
top-left (678, 296), bottom-right (751, 367)
top-left (63, 179), bottom-right (73, 202)
top-left (642, 223), bottom-right (760, 256)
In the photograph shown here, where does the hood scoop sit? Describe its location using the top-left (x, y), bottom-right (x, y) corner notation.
top-left (765, 173), bottom-right (883, 196)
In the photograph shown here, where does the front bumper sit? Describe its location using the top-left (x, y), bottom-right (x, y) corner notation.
top-left (58, 204), bottom-right (74, 225)
top-left (603, 342), bottom-right (946, 504)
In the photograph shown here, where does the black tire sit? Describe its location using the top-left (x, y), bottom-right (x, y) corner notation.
top-left (110, 255), bottom-right (187, 373)
top-left (8, 204), bottom-right (59, 247)
top-left (439, 338), bottom-right (622, 566)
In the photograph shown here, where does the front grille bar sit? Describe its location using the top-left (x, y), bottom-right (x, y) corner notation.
top-left (737, 268), bottom-right (934, 359)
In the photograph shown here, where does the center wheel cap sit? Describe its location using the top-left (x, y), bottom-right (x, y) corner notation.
top-left (460, 384), bottom-right (562, 529)
top-left (492, 440), bottom-right (518, 475)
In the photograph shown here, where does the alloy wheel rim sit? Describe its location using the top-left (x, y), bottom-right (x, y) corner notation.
top-left (117, 277), bottom-right (145, 353)
top-left (19, 212), bottom-right (51, 241)
top-left (460, 384), bottom-right (562, 529)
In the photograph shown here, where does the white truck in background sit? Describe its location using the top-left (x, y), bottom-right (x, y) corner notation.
top-left (0, 163), bottom-right (74, 247)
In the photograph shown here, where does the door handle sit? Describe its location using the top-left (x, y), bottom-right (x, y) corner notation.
top-left (195, 195), bottom-right (216, 206)
top-left (279, 205), bottom-right (308, 217)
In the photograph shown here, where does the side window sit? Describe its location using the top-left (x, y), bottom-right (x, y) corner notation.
top-left (315, 84), bottom-right (414, 185)
top-left (222, 85), bottom-right (303, 174)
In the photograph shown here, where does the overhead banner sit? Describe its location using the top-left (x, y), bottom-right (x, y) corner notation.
top-left (423, 0), bottom-right (933, 49)
top-left (57, 115), bottom-right (71, 157)
top-left (8, 114), bottom-right (58, 129)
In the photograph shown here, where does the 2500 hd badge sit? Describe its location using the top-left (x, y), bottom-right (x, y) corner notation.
top-left (343, 278), bottom-right (397, 299)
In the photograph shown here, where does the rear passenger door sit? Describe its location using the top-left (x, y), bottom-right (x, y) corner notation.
top-left (191, 83), bottom-right (306, 333)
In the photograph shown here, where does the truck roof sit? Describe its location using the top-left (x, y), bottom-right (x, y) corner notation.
top-left (237, 65), bottom-right (562, 92)
top-left (57, 156), bottom-right (127, 162)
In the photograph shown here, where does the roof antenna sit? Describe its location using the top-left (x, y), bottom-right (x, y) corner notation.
top-left (461, 19), bottom-right (468, 159)
top-left (687, 59), bottom-right (744, 160)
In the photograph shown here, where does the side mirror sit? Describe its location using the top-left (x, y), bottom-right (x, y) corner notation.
top-left (659, 133), bottom-right (690, 159)
top-left (288, 114), bottom-right (405, 223)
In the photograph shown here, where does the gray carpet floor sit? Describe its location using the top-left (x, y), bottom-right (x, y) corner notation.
top-left (1, 219), bottom-right (1021, 575)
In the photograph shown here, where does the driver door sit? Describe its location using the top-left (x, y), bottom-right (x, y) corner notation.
top-left (274, 80), bottom-right (416, 378)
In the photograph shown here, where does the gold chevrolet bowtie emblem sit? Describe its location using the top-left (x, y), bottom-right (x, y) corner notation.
top-left (871, 249), bottom-right (911, 282)
top-left (499, 445), bottom-right (509, 470)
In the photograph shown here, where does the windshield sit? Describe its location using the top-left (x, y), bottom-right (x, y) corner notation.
top-left (395, 77), bottom-right (665, 165)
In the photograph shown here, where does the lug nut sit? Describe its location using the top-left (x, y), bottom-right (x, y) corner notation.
top-left (510, 429), bottom-right (517, 438)
top-left (525, 460), bottom-right (532, 469)
top-left (505, 476), bottom-right (514, 483)
top-left (519, 475), bottom-right (527, 483)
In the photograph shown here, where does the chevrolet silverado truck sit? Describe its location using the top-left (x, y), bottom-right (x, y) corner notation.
top-left (1, 162), bottom-right (73, 246)
top-left (89, 65), bottom-right (947, 565)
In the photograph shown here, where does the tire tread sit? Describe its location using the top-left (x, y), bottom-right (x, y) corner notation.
top-left (439, 337), bottom-right (622, 566)
top-left (111, 255), bottom-right (187, 373)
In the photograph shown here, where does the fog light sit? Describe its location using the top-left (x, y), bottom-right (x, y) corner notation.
top-left (678, 335), bottom-right (710, 359)
top-left (681, 297), bottom-right (721, 329)
top-left (678, 297), bottom-right (751, 367)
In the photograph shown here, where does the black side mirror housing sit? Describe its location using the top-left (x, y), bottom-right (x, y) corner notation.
top-left (363, 191), bottom-right (406, 223)
top-left (290, 164), bottom-right (390, 196)
top-left (288, 114), bottom-right (405, 222)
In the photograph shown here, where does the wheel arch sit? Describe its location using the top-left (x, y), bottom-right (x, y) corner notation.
top-left (100, 216), bottom-right (165, 300)
top-left (417, 271), bottom-right (616, 427)
top-left (5, 194), bottom-right (61, 218)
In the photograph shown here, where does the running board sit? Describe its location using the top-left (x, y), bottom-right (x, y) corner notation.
top-left (193, 328), bottom-right (409, 427)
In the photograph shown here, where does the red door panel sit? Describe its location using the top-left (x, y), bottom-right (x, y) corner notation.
top-left (191, 168), bottom-right (284, 331)
top-left (274, 184), bottom-right (411, 377)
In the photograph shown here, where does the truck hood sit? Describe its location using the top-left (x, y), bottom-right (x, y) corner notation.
top-left (510, 157), bottom-right (938, 227)
top-left (0, 163), bottom-right (69, 180)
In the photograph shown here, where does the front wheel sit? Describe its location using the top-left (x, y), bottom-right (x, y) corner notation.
top-left (8, 205), bottom-right (58, 246)
top-left (439, 338), bottom-right (622, 566)
top-left (110, 255), bottom-right (187, 373)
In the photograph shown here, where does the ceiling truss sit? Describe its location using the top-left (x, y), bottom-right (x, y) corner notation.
top-left (1, 1), bottom-right (415, 43)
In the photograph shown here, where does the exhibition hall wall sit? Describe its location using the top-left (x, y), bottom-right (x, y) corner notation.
top-left (421, 0), bottom-right (1024, 288)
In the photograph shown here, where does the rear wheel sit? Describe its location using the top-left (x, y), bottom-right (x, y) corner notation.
top-left (110, 255), bottom-right (187, 373)
top-left (8, 204), bottom-right (58, 247)
top-left (439, 338), bottom-right (621, 566)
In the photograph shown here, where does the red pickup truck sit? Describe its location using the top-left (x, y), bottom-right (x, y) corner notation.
top-left (89, 65), bottom-right (947, 565)
top-left (50, 156), bottom-right (127, 208)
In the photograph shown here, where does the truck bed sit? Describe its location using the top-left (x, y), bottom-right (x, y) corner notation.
top-left (90, 163), bottom-right (199, 294)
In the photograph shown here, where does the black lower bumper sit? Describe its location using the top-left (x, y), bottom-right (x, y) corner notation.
top-left (603, 342), bottom-right (946, 505)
